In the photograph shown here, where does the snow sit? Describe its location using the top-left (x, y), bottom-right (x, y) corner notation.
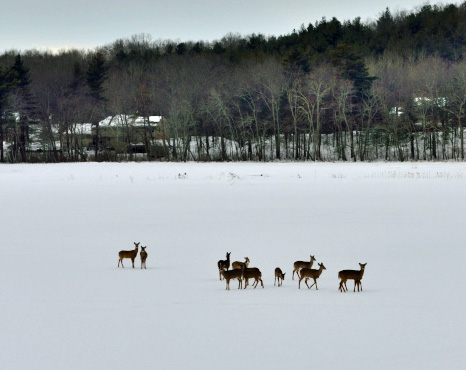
top-left (1, 161), bottom-right (466, 370)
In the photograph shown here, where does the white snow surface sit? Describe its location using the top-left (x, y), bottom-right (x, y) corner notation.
top-left (1, 162), bottom-right (465, 370)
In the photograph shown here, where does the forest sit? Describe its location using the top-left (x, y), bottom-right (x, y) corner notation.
top-left (2, 2), bottom-right (466, 162)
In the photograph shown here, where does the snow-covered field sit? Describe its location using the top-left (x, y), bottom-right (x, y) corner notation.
top-left (1, 162), bottom-right (466, 370)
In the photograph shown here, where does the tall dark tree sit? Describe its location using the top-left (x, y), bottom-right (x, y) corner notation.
top-left (0, 66), bottom-right (12, 162)
top-left (9, 55), bottom-right (36, 162)
top-left (86, 52), bottom-right (108, 159)
top-left (330, 44), bottom-right (376, 98)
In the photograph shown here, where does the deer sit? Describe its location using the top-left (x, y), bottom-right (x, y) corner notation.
top-left (140, 246), bottom-right (148, 269)
top-left (299, 263), bottom-right (326, 289)
top-left (243, 267), bottom-right (264, 289)
top-left (217, 252), bottom-right (231, 280)
top-left (118, 242), bottom-right (140, 268)
top-left (338, 263), bottom-right (367, 292)
top-left (232, 257), bottom-right (250, 270)
top-left (292, 255), bottom-right (316, 280)
top-left (274, 267), bottom-right (285, 286)
top-left (221, 264), bottom-right (245, 290)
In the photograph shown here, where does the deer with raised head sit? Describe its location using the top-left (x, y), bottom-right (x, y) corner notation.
top-left (243, 267), bottom-right (264, 289)
top-left (299, 263), bottom-right (326, 289)
top-left (140, 246), bottom-right (148, 269)
top-left (232, 257), bottom-right (250, 270)
top-left (338, 263), bottom-right (367, 292)
top-left (274, 267), bottom-right (285, 286)
top-left (217, 252), bottom-right (231, 280)
top-left (118, 242), bottom-right (140, 268)
top-left (221, 264), bottom-right (245, 290)
top-left (292, 255), bottom-right (316, 280)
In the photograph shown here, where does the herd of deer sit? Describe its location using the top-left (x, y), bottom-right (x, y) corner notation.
top-left (217, 252), bottom-right (367, 292)
top-left (118, 242), bottom-right (147, 269)
top-left (115, 244), bottom-right (366, 292)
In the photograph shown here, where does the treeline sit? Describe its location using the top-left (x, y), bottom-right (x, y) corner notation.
top-left (1, 3), bottom-right (466, 162)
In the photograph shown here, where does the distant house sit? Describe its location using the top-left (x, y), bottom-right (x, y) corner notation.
top-left (86, 115), bottom-right (165, 158)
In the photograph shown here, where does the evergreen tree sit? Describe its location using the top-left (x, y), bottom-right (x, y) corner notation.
top-left (330, 44), bottom-right (376, 98)
top-left (86, 52), bottom-right (108, 103)
top-left (0, 66), bottom-right (12, 162)
top-left (86, 52), bottom-right (108, 159)
top-left (9, 55), bottom-right (36, 162)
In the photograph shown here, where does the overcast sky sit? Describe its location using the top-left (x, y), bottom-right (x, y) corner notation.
top-left (0, 0), bottom-right (455, 53)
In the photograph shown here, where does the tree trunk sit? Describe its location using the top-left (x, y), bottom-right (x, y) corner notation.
top-left (0, 123), bottom-right (4, 163)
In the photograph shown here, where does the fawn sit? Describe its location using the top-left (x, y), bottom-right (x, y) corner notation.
top-left (140, 246), bottom-right (148, 269)
top-left (274, 267), bottom-right (285, 286)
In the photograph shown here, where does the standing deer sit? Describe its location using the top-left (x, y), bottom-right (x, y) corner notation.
top-left (274, 267), bottom-right (285, 286)
top-left (299, 263), bottom-right (326, 289)
top-left (243, 267), bottom-right (264, 289)
top-left (217, 252), bottom-right (231, 280)
top-left (292, 255), bottom-right (316, 280)
top-left (140, 246), bottom-right (148, 269)
top-left (232, 257), bottom-right (250, 270)
top-left (338, 263), bottom-right (367, 292)
top-left (118, 242), bottom-right (140, 268)
top-left (221, 265), bottom-right (245, 290)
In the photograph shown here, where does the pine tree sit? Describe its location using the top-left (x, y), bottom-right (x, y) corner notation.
top-left (86, 52), bottom-right (108, 103)
top-left (330, 43), bottom-right (376, 98)
top-left (9, 55), bottom-right (36, 162)
top-left (86, 52), bottom-right (108, 159)
top-left (0, 67), bottom-right (10, 162)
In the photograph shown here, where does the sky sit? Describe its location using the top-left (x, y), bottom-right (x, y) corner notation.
top-left (0, 0), bottom-right (457, 53)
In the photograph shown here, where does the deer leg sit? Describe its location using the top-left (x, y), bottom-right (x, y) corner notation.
top-left (298, 277), bottom-right (303, 289)
top-left (260, 278), bottom-right (264, 288)
top-left (305, 278), bottom-right (311, 289)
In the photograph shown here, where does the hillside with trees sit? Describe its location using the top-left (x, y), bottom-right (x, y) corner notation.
top-left (2, 2), bottom-right (466, 162)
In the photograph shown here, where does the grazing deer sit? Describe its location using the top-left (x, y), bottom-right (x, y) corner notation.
top-left (140, 246), bottom-right (148, 269)
top-left (118, 242), bottom-right (140, 268)
top-left (292, 255), bottom-right (316, 280)
top-left (338, 263), bottom-right (367, 292)
top-left (221, 265), bottom-right (245, 290)
top-left (232, 257), bottom-right (250, 270)
top-left (243, 267), bottom-right (264, 289)
top-left (274, 267), bottom-right (285, 286)
top-left (217, 252), bottom-right (231, 280)
top-left (299, 263), bottom-right (326, 289)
